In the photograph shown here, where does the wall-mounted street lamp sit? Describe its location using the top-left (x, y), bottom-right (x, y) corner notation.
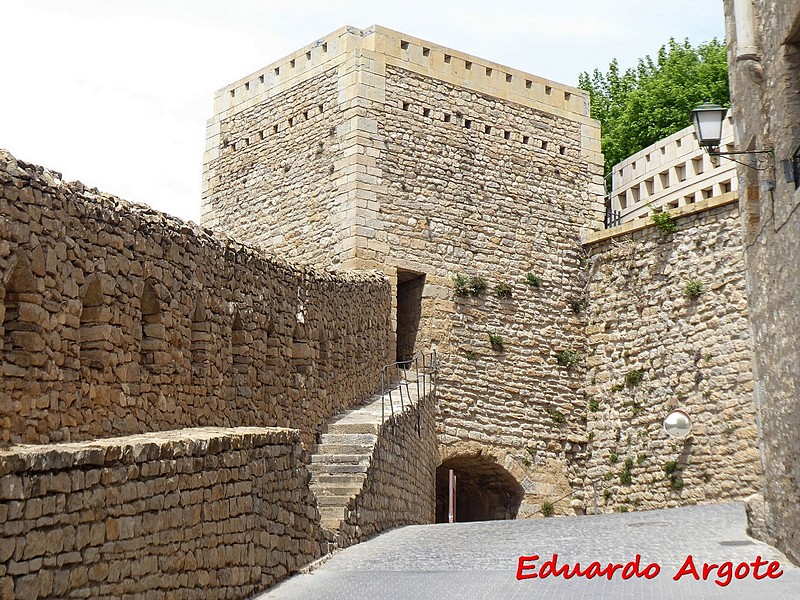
top-left (691, 103), bottom-right (774, 171)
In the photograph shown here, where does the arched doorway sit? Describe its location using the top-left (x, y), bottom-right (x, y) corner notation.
top-left (435, 455), bottom-right (524, 522)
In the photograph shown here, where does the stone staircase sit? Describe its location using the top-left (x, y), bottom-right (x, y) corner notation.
top-left (309, 371), bottom-right (429, 531)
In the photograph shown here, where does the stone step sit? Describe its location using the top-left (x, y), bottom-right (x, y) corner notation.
top-left (314, 485), bottom-right (363, 497)
top-left (311, 454), bottom-right (370, 465)
top-left (325, 422), bottom-right (380, 435)
top-left (308, 463), bottom-right (369, 474)
top-left (318, 433), bottom-right (377, 446)
top-left (315, 494), bottom-right (355, 507)
top-left (318, 506), bottom-right (346, 529)
top-left (311, 473), bottom-right (367, 487)
top-left (314, 443), bottom-right (375, 455)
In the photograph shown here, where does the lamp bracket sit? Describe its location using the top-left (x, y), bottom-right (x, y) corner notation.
top-left (704, 147), bottom-right (775, 171)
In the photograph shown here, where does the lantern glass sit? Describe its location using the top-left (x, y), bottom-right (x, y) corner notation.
top-left (691, 103), bottom-right (726, 148)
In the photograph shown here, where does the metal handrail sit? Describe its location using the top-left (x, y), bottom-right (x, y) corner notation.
top-left (380, 350), bottom-right (437, 425)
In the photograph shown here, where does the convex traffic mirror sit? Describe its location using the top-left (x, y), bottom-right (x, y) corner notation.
top-left (663, 409), bottom-right (692, 438)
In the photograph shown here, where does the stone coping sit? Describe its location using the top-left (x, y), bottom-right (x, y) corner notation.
top-left (583, 191), bottom-right (739, 245)
top-left (0, 426), bottom-right (300, 477)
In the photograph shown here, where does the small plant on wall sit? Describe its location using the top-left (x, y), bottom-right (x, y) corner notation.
top-left (650, 208), bottom-right (679, 233)
top-left (463, 349), bottom-right (477, 361)
top-left (488, 333), bottom-right (504, 351)
top-left (453, 273), bottom-right (470, 297)
top-left (541, 501), bottom-right (555, 517)
top-left (526, 273), bottom-right (542, 288)
top-left (664, 460), bottom-right (684, 490)
top-left (619, 458), bottom-right (634, 485)
top-left (568, 297), bottom-right (589, 314)
top-left (469, 276), bottom-right (487, 296)
top-left (494, 282), bottom-right (513, 299)
top-left (555, 349), bottom-right (581, 367)
top-left (625, 369), bottom-right (644, 388)
top-left (546, 408), bottom-right (566, 424)
top-left (452, 274), bottom-right (488, 297)
top-left (683, 279), bottom-right (705, 300)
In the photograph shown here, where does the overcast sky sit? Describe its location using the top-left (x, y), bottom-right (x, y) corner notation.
top-left (1, 1), bottom-right (725, 223)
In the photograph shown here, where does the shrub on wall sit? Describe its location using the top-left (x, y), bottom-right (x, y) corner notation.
top-left (494, 282), bottom-right (513, 298)
top-left (555, 349), bottom-right (581, 367)
top-left (683, 279), bottom-right (705, 300)
top-left (526, 272), bottom-right (542, 288)
top-left (650, 209), bottom-right (679, 233)
top-left (488, 333), bottom-right (504, 351)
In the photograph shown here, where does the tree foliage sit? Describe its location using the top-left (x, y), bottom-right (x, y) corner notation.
top-left (578, 38), bottom-right (730, 176)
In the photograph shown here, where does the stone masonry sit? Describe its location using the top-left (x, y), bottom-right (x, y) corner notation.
top-left (0, 19), bottom-right (778, 596)
top-left (582, 195), bottom-right (760, 513)
top-left (0, 427), bottom-right (325, 598)
top-left (0, 149), bottom-right (391, 449)
top-left (724, 0), bottom-right (800, 564)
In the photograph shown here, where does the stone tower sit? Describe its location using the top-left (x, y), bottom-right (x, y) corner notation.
top-left (203, 25), bottom-right (605, 518)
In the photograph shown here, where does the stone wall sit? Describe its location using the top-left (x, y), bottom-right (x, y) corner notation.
top-left (0, 149), bottom-right (392, 448)
top-left (337, 385), bottom-right (438, 546)
top-left (580, 197), bottom-right (761, 513)
top-left (202, 67), bottom-right (349, 267)
top-left (380, 64), bottom-right (598, 484)
top-left (0, 427), bottom-right (325, 598)
top-left (724, 0), bottom-right (800, 564)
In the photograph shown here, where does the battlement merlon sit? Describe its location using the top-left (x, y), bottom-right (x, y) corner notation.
top-left (204, 25), bottom-right (602, 162)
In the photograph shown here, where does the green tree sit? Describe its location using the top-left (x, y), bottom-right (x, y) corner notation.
top-left (579, 38), bottom-right (730, 177)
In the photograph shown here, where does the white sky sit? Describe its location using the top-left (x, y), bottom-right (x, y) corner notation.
top-left (1, 1), bottom-right (725, 223)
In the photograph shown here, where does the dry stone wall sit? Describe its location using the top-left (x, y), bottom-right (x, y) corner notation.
top-left (0, 149), bottom-right (392, 448)
top-left (580, 200), bottom-right (761, 513)
top-left (0, 427), bottom-right (325, 599)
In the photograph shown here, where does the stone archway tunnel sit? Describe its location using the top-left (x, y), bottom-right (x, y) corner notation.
top-left (435, 454), bottom-right (524, 522)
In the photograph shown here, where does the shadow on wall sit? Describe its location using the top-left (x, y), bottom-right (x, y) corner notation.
top-left (435, 455), bottom-right (524, 522)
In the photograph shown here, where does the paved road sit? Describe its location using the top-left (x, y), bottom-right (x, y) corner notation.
top-left (256, 503), bottom-right (800, 599)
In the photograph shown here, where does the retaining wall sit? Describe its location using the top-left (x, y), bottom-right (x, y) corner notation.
top-left (0, 427), bottom-right (324, 599)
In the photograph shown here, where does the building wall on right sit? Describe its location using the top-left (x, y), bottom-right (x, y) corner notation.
top-left (724, 0), bottom-right (800, 564)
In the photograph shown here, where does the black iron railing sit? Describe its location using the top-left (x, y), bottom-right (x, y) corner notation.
top-left (380, 350), bottom-right (437, 424)
top-left (605, 207), bottom-right (622, 229)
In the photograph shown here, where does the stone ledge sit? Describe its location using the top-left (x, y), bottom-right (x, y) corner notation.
top-left (583, 191), bottom-right (739, 245)
top-left (0, 426), bottom-right (300, 476)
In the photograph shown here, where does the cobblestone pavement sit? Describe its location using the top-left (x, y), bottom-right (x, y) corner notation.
top-left (255, 503), bottom-right (800, 599)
